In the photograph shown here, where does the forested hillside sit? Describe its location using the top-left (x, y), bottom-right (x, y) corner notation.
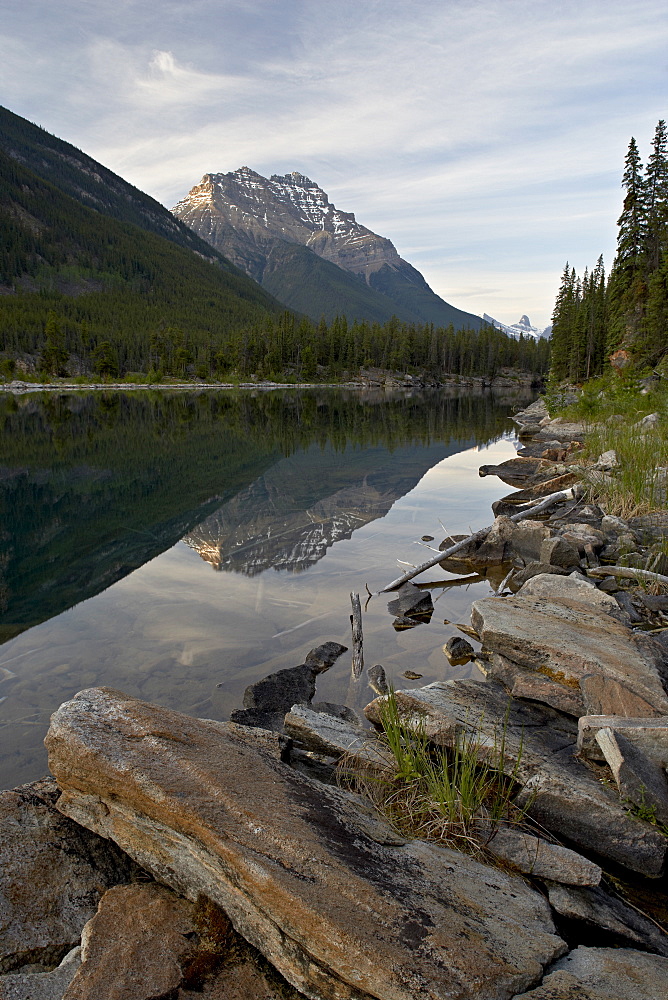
top-left (550, 120), bottom-right (668, 381)
top-left (0, 107), bottom-right (548, 381)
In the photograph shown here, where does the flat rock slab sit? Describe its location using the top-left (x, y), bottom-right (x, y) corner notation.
top-left (365, 681), bottom-right (668, 877)
top-left (578, 715), bottom-right (668, 764)
top-left (512, 946), bottom-right (668, 999)
top-left (0, 777), bottom-right (140, 974)
top-left (486, 827), bottom-right (601, 886)
top-left (46, 688), bottom-right (566, 1000)
top-left (471, 593), bottom-right (668, 718)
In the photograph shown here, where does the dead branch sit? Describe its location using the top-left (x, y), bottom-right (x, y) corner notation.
top-left (378, 488), bottom-right (574, 593)
top-left (350, 591), bottom-right (364, 678)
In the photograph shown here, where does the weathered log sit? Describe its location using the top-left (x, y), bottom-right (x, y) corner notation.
top-left (588, 565), bottom-right (668, 589)
top-left (350, 591), bottom-right (364, 677)
top-left (379, 488), bottom-right (575, 593)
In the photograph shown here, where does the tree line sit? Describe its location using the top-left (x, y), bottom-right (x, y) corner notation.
top-left (550, 120), bottom-right (668, 382)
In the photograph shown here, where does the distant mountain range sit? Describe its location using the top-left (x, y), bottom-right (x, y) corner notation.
top-left (172, 168), bottom-right (485, 329)
top-left (482, 313), bottom-right (550, 341)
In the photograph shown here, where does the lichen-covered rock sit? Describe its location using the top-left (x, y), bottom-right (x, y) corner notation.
top-left (46, 687), bottom-right (567, 1000)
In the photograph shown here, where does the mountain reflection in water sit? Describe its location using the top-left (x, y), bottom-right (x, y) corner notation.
top-left (0, 386), bottom-right (531, 789)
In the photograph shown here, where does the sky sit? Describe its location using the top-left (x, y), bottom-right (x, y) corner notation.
top-left (1, 0), bottom-right (667, 331)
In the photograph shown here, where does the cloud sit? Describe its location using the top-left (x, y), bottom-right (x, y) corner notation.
top-left (2, 0), bottom-right (667, 328)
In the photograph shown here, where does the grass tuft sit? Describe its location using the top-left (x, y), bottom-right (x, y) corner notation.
top-left (337, 689), bottom-right (528, 858)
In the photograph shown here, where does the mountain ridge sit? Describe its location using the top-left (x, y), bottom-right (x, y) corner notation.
top-left (173, 167), bottom-right (484, 330)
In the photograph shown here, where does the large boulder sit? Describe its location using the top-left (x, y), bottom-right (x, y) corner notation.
top-left (45, 688), bottom-right (566, 1000)
top-left (471, 591), bottom-right (668, 718)
top-left (0, 778), bottom-right (140, 975)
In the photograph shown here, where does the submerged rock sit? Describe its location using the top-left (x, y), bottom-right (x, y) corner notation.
top-left (230, 641), bottom-right (348, 731)
top-left (46, 687), bottom-right (567, 1000)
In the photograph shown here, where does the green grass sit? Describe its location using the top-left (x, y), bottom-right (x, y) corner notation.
top-left (550, 373), bottom-right (668, 517)
top-left (338, 689), bottom-right (526, 858)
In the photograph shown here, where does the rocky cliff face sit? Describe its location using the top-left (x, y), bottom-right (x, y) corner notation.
top-left (172, 168), bottom-right (484, 329)
top-left (173, 167), bottom-right (401, 283)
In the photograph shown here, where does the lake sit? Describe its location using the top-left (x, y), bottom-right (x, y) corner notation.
top-left (0, 386), bottom-right (532, 790)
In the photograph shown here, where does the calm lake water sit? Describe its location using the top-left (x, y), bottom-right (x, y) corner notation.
top-left (0, 386), bottom-right (532, 790)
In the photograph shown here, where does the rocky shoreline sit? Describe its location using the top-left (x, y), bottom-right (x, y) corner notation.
top-left (0, 366), bottom-right (537, 396)
top-left (2, 396), bottom-right (668, 999)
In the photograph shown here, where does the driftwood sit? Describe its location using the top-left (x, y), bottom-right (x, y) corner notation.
top-left (350, 591), bottom-right (364, 677)
top-left (588, 565), bottom-right (668, 589)
top-left (378, 488), bottom-right (575, 594)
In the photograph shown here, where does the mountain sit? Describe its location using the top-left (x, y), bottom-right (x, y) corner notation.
top-left (184, 440), bottom-right (476, 577)
top-left (482, 313), bottom-right (545, 341)
top-left (172, 168), bottom-right (484, 329)
top-left (0, 105), bottom-right (236, 270)
top-left (0, 108), bottom-right (285, 374)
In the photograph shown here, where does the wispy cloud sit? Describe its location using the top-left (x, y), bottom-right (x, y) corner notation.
top-left (2, 0), bottom-right (667, 327)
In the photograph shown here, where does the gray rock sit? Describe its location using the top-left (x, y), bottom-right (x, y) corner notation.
top-left (578, 715), bottom-right (668, 764)
top-left (547, 884), bottom-right (668, 957)
top-left (512, 946), bottom-right (668, 999)
top-left (510, 563), bottom-right (571, 589)
top-left (230, 641), bottom-right (348, 731)
top-left (596, 450), bottom-right (619, 470)
top-left (480, 652), bottom-right (585, 717)
top-left (540, 536), bottom-right (581, 568)
top-left (365, 681), bottom-right (668, 876)
top-left (535, 420), bottom-right (587, 442)
top-left (386, 582), bottom-right (433, 621)
top-left (559, 523), bottom-right (606, 553)
top-left (635, 412), bottom-right (660, 429)
top-left (444, 636), bottom-right (475, 665)
top-left (46, 688), bottom-right (567, 1000)
top-left (580, 673), bottom-right (668, 719)
top-left (478, 458), bottom-right (557, 487)
top-left (601, 514), bottom-right (632, 536)
top-left (485, 827), bottom-right (601, 885)
top-left (0, 778), bottom-right (140, 975)
top-left (283, 704), bottom-right (380, 761)
top-left (305, 642), bottom-right (350, 673)
top-left (0, 947), bottom-right (81, 1000)
top-left (471, 592), bottom-right (668, 719)
top-left (595, 727), bottom-right (668, 824)
top-left (614, 591), bottom-right (644, 623)
top-left (311, 702), bottom-right (363, 726)
top-left (640, 593), bottom-right (668, 612)
top-left (517, 574), bottom-right (621, 619)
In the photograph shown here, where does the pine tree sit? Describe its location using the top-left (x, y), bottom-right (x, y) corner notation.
top-left (644, 120), bottom-right (668, 272)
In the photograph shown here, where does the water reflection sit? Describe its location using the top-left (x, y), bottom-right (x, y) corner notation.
top-left (0, 387), bottom-right (530, 788)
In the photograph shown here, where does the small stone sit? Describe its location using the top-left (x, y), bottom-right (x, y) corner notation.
top-left (547, 885), bottom-right (668, 957)
top-left (444, 636), bottom-right (475, 665)
top-left (387, 582), bottom-right (434, 621)
top-left (402, 670), bottom-right (423, 680)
